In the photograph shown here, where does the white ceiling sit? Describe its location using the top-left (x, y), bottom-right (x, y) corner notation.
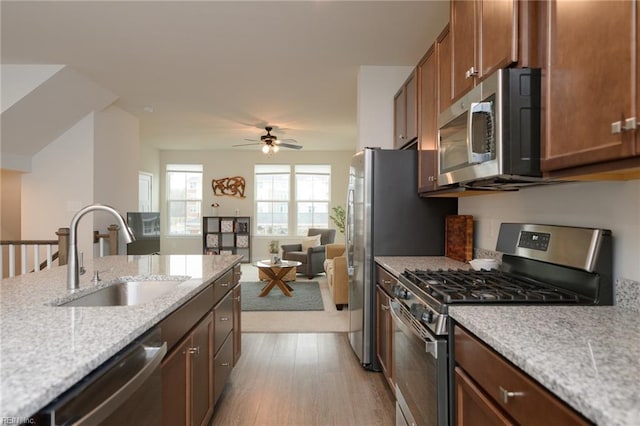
top-left (1, 1), bottom-right (449, 152)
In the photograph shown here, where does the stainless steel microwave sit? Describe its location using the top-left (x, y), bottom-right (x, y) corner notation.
top-left (437, 68), bottom-right (542, 189)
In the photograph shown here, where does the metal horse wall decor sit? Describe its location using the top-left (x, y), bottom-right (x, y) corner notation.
top-left (212, 176), bottom-right (246, 198)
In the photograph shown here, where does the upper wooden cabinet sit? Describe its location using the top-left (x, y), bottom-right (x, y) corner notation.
top-left (541, 0), bottom-right (639, 174)
top-left (418, 45), bottom-right (438, 192)
top-left (393, 70), bottom-right (418, 149)
top-left (437, 25), bottom-right (453, 114)
top-left (450, 0), bottom-right (518, 103)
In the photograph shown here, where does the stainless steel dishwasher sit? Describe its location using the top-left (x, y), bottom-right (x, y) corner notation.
top-left (34, 328), bottom-right (166, 425)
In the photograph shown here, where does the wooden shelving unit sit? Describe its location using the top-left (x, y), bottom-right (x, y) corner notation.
top-left (202, 216), bottom-right (251, 263)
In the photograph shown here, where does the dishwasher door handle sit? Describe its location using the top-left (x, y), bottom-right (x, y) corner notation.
top-left (74, 341), bottom-right (167, 425)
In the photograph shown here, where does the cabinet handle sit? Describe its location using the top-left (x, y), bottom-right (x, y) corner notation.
top-left (220, 317), bottom-right (230, 321)
top-left (220, 362), bottom-right (231, 367)
top-left (623, 117), bottom-right (638, 131)
top-left (221, 282), bottom-right (230, 287)
top-left (465, 67), bottom-right (478, 79)
top-left (428, 176), bottom-right (435, 182)
top-left (499, 386), bottom-right (524, 403)
top-left (233, 296), bottom-right (241, 302)
top-left (188, 347), bottom-right (200, 356)
top-left (383, 279), bottom-right (392, 285)
top-left (381, 304), bottom-right (389, 311)
top-left (611, 121), bottom-right (623, 134)
top-left (399, 134), bottom-right (405, 140)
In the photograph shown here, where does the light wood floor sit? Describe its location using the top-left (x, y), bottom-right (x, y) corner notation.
top-left (210, 333), bottom-right (396, 426)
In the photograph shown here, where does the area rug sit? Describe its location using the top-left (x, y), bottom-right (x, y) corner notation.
top-left (240, 281), bottom-right (324, 311)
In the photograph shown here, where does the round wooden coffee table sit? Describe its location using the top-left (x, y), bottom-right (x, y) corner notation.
top-left (253, 260), bottom-right (302, 297)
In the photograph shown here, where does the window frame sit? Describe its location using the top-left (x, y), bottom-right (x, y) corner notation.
top-left (254, 163), bottom-right (331, 237)
top-left (254, 164), bottom-right (291, 236)
top-left (166, 163), bottom-right (203, 236)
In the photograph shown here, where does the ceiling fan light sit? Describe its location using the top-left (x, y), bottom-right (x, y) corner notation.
top-left (272, 145), bottom-right (280, 153)
top-left (262, 144), bottom-right (270, 154)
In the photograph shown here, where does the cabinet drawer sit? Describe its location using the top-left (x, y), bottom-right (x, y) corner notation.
top-left (213, 292), bottom-right (233, 354)
top-left (375, 264), bottom-right (396, 296)
top-left (214, 333), bottom-right (233, 403)
top-left (160, 284), bottom-right (214, 353)
top-left (213, 268), bottom-right (234, 305)
top-left (454, 326), bottom-right (590, 425)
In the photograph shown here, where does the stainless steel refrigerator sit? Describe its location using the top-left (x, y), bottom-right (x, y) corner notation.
top-left (346, 148), bottom-right (457, 370)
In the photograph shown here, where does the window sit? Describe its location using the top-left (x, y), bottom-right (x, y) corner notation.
top-left (254, 164), bottom-right (331, 236)
top-left (166, 164), bottom-right (203, 235)
top-left (255, 164), bottom-right (290, 235)
top-left (295, 165), bottom-right (330, 235)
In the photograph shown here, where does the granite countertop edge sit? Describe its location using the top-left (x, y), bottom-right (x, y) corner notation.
top-left (0, 254), bottom-right (242, 419)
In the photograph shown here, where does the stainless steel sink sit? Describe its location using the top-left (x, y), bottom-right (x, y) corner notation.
top-left (58, 280), bottom-right (183, 307)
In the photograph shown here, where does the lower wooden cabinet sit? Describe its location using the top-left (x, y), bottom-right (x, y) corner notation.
top-left (214, 332), bottom-right (234, 403)
top-left (162, 337), bottom-right (190, 426)
top-left (160, 264), bottom-right (242, 425)
top-left (375, 264), bottom-right (396, 393)
top-left (162, 312), bottom-right (214, 426)
top-left (455, 367), bottom-right (515, 426)
top-left (232, 285), bottom-right (241, 366)
top-left (454, 325), bottom-right (591, 426)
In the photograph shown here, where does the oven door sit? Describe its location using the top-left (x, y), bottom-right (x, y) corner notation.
top-left (390, 299), bottom-right (448, 426)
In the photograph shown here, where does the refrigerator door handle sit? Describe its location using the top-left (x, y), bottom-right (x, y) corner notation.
top-left (346, 187), bottom-right (354, 276)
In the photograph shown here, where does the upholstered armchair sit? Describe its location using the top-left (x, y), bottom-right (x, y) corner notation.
top-left (323, 243), bottom-right (348, 310)
top-left (281, 228), bottom-right (336, 278)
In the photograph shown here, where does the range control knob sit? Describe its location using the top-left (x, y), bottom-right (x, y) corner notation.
top-left (420, 310), bottom-right (434, 324)
top-left (392, 285), bottom-right (410, 299)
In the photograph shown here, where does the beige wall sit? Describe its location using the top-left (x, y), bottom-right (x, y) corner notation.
top-left (159, 149), bottom-right (355, 260)
top-left (459, 180), bottom-right (640, 283)
top-left (1, 169), bottom-right (22, 278)
top-left (93, 106), bottom-right (140, 254)
top-left (21, 106), bottom-right (140, 261)
top-left (140, 143), bottom-right (160, 211)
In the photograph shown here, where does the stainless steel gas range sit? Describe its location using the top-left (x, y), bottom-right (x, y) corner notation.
top-left (391, 223), bottom-right (613, 426)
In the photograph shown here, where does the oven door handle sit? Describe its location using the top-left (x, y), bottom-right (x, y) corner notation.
top-left (389, 299), bottom-right (439, 359)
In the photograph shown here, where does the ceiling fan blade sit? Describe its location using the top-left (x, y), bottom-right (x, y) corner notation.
top-left (244, 138), bottom-right (260, 142)
top-left (279, 143), bottom-right (303, 150)
top-left (233, 142), bottom-right (262, 147)
top-left (275, 138), bottom-right (298, 144)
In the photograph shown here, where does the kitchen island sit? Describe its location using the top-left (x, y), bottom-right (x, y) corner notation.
top-left (376, 256), bottom-right (640, 426)
top-left (0, 254), bottom-right (242, 420)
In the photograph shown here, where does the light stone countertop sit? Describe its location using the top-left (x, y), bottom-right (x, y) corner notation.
top-left (375, 256), bottom-right (640, 426)
top-left (450, 306), bottom-right (640, 426)
top-left (0, 254), bottom-right (242, 420)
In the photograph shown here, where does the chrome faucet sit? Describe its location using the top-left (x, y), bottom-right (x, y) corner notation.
top-left (67, 204), bottom-right (135, 291)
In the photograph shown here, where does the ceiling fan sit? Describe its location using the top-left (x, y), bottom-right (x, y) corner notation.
top-left (233, 126), bottom-right (302, 153)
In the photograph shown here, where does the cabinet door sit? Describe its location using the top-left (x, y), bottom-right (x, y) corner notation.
top-left (451, 0), bottom-right (477, 101)
top-left (479, 0), bottom-right (518, 77)
top-left (232, 285), bottom-right (242, 366)
top-left (191, 313), bottom-right (214, 426)
top-left (418, 45), bottom-right (438, 193)
top-left (162, 338), bottom-right (190, 426)
top-left (437, 25), bottom-right (453, 114)
top-left (375, 286), bottom-right (393, 390)
top-left (394, 87), bottom-right (406, 149)
top-left (455, 367), bottom-right (515, 426)
top-left (636, 2), bottom-right (640, 155)
top-left (405, 72), bottom-right (418, 143)
top-left (214, 291), bottom-right (234, 354)
top-left (542, 0), bottom-right (636, 172)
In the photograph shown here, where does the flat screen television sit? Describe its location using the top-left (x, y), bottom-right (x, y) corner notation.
top-left (126, 212), bottom-right (160, 255)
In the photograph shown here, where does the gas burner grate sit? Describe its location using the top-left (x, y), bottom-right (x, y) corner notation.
top-left (402, 269), bottom-right (582, 304)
